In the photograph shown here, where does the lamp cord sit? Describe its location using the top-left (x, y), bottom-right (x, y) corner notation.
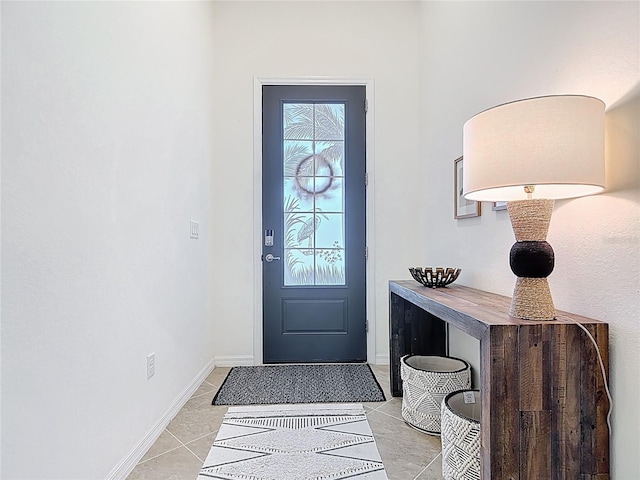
top-left (569, 319), bottom-right (613, 434)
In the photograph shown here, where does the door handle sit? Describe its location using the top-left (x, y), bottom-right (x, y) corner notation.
top-left (264, 253), bottom-right (281, 262)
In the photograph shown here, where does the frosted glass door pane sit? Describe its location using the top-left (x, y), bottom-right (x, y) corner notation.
top-left (282, 102), bottom-right (346, 286)
top-left (314, 180), bottom-right (344, 214)
top-left (314, 214), bottom-right (343, 248)
top-left (284, 180), bottom-right (313, 212)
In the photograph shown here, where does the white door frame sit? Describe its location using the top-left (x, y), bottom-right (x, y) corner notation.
top-left (252, 76), bottom-right (376, 365)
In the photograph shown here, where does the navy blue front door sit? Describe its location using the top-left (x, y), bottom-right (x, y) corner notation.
top-left (262, 85), bottom-right (367, 363)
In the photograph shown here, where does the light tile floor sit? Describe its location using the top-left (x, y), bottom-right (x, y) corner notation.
top-left (126, 364), bottom-right (444, 480)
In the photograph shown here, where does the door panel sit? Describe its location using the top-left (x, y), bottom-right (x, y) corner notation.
top-left (282, 298), bottom-right (347, 333)
top-left (262, 85), bottom-right (366, 363)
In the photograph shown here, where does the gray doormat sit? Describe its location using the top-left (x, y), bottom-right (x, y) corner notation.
top-left (212, 364), bottom-right (386, 405)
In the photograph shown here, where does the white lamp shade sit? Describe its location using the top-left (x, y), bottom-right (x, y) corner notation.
top-left (463, 95), bottom-right (605, 201)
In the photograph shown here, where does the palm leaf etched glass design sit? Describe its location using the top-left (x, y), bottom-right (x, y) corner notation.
top-left (283, 103), bottom-right (345, 285)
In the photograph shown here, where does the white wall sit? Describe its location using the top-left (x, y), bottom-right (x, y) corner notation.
top-left (1, 2), bottom-right (217, 479)
top-left (418, 1), bottom-right (639, 478)
top-left (209, 1), bottom-right (423, 364)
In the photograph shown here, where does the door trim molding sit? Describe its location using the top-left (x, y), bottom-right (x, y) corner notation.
top-left (253, 76), bottom-right (376, 365)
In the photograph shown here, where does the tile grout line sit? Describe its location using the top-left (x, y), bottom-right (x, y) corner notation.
top-left (165, 425), bottom-right (215, 449)
top-left (183, 442), bottom-right (206, 463)
top-left (136, 443), bottom-right (184, 465)
top-left (190, 389), bottom-right (217, 400)
top-left (371, 405), bottom-right (405, 423)
top-left (364, 402), bottom-right (387, 413)
top-left (182, 425), bottom-right (226, 447)
top-left (414, 451), bottom-right (442, 479)
top-left (163, 407), bottom-right (228, 463)
top-left (136, 429), bottom-right (188, 465)
top-left (165, 428), bottom-right (185, 446)
top-left (189, 380), bottom-right (221, 399)
top-left (160, 428), bottom-right (207, 463)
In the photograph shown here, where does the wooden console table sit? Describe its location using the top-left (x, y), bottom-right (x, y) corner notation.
top-left (389, 280), bottom-right (610, 479)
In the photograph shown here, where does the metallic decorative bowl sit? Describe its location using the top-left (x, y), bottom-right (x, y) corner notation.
top-left (408, 267), bottom-right (461, 288)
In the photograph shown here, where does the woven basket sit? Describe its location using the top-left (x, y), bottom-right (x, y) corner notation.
top-left (441, 390), bottom-right (481, 480)
top-left (400, 355), bottom-right (471, 434)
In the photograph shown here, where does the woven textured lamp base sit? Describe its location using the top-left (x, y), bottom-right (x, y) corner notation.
top-left (507, 199), bottom-right (553, 242)
top-left (510, 277), bottom-right (555, 320)
top-left (507, 199), bottom-right (556, 321)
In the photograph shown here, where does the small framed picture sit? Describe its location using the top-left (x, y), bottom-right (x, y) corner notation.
top-left (492, 201), bottom-right (507, 211)
top-left (454, 156), bottom-right (481, 219)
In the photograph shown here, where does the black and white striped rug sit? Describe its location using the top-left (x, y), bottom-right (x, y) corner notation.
top-left (197, 403), bottom-right (388, 479)
top-left (212, 364), bottom-right (386, 405)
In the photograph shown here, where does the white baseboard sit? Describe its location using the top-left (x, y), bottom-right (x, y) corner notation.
top-left (213, 354), bottom-right (385, 366)
top-left (107, 358), bottom-right (215, 480)
top-left (214, 355), bottom-right (384, 366)
top-left (375, 353), bottom-right (389, 365)
top-left (214, 355), bottom-right (255, 367)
